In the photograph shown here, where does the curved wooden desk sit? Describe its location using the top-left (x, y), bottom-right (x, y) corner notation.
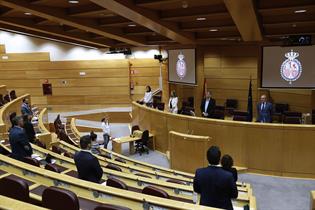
top-left (132, 101), bottom-right (315, 178)
top-left (37, 108), bottom-right (53, 147)
top-left (0, 94), bottom-right (31, 134)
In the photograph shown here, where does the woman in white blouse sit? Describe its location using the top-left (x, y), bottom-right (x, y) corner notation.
top-left (168, 90), bottom-right (178, 114)
top-left (142, 85), bottom-right (153, 106)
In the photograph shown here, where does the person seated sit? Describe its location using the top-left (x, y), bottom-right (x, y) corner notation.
top-left (141, 85), bottom-right (153, 106)
top-left (200, 91), bottom-right (216, 118)
top-left (168, 90), bottom-right (178, 114)
top-left (23, 114), bottom-right (36, 144)
top-left (21, 98), bottom-right (33, 116)
top-left (221, 154), bottom-right (238, 182)
top-left (74, 135), bottom-right (103, 183)
top-left (90, 131), bottom-right (101, 155)
top-left (193, 146), bottom-right (238, 210)
top-left (9, 116), bottom-right (33, 161)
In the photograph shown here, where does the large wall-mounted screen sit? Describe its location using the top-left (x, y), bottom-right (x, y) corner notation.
top-left (168, 49), bottom-right (196, 85)
top-left (261, 45), bottom-right (315, 88)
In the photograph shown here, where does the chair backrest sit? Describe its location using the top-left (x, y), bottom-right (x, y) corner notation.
top-left (142, 186), bottom-right (169, 199)
top-left (52, 145), bottom-right (63, 154)
top-left (233, 110), bottom-right (248, 116)
top-left (45, 163), bottom-right (60, 173)
top-left (141, 130), bottom-right (149, 145)
top-left (42, 186), bottom-right (79, 210)
top-left (106, 177), bottom-right (128, 190)
top-left (3, 94), bottom-right (10, 103)
top-left (35, 139), bottom-right (46, 149)
top-left (283, 111), bottom-right (302, 117)
top-left (9, 90), bottom-right (17, 100)
top-left (63, 151), bottom-right (74, 159)
top-left (215, 105), bottom-right (225, 111)
top-left (212, 110), bottom-right (225, 120)
top-left (99, 153), bottom-right (112, 159)
top-left (233, 115), bottom-right (248, 122)
top-left (23, 157), bottom-right (40, 167)
top-left (226, 99), bottom-right (238, 109)
top-left (283, 116), bottom-right (301, 124)
top-left (94, 204), bottom-right (131, 210)
top-left (105, 164), bottom-right (122, 172)
top-left (0, 94), bottom-right (4, 105)
top-left (131, 125), bottom-right (140, 134)
top-left (166, 179), bottom-right (186, 185)
top-left (275, 103), bottom-right (289, 113)
top-left (0, 176), bottom-right (30, 202)
top-left (114, 157), bottom-right (126, 164)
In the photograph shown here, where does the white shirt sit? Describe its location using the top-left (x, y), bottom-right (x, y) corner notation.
top-left (204, 99), bottom-right (210, 112)
top-left (101, 122), bottom-right (110, 135)
top-left (168, 97), bottom-right (178, 113)
top-left (143, 91), bottom-right (153, 104)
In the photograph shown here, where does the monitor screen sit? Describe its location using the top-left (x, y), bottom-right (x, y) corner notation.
top-left (261, 45), bottom-right (315, 88)
top-left (168, 49), bottom-right (196, 85)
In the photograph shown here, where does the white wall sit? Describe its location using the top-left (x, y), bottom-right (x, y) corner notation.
top-left (0, 29), bottom-right (166, 61)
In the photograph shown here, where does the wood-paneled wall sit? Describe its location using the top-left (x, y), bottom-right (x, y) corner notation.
top-left (130, 59), bottom-right (169, 103)
top-left (0, 57), bottom-right (130, 112)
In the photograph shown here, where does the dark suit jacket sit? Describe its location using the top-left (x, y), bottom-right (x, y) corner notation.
top-left (257, 102), bottom-right (273, 123)
top-left (74, 151), bottom-right (103, 183)
top-left (21, 103), bottom-right (33, 116)
top-left (24, 121), bottom-right (36, 143)
top-left (9, 126), bottom-right (33, 161)
top-left (223, 167), bottom-right (238, 182)
top-left (200, 98), bottom-right (216, 118)
top-left (194, 166), bottom-right (238, 210)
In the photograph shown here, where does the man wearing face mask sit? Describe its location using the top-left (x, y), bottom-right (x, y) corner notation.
top-left (21, 98), bottom-right (33, 116)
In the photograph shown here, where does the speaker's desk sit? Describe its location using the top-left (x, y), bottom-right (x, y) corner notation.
top-left (132, 101), bottom-right (315, 178)
top-left (112, 132), bottom-right (155, 154)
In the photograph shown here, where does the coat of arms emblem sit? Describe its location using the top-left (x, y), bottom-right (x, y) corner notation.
top-left (280, 50), bottom-right (302, 84)
top-left (176, 52), bottom-right (186, 79)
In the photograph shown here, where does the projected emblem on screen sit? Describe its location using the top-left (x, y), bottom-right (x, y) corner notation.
top-left (280, 50), bottom-right (302, 84)
top-left (176, 52), bottom-right (187, 79)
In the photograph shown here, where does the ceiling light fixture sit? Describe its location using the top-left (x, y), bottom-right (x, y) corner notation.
top-left (294, 9), bottom-right (306, 13)
top-left (292, 23), bottom-right (297, 27)
top-left (182, 1), bottom-right (188, 9)
top-left (209, 28), bottom-right (218, 32)
top-left (196, 17), bottom-right (206, 21)
top-left (128, 24), bottom-right (136, 27)
top-left (68, 0), bottom-right (79, 4)
top-left (24, 12), bottom-right (32, 15)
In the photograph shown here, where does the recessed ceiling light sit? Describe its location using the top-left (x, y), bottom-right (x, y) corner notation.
top-left (292, 23), bottom-right (297, 27)
top-left (196, 17), bottom-right (206, 21)
top-left (68, 0), bottom-right (79, 3)
top-left (182, 1), bottom-right (188, 8)
top-left (209, 29), bottom-right (218, 32)
top-left (24, 12), bottom-right (32, 15)
top-left (128, 24), bottom-right (136, 27)
top-left (294, 9), bottom-right (306, 13)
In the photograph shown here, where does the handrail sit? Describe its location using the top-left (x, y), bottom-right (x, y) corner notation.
top-left (38, 108), bottom-right (50, 134)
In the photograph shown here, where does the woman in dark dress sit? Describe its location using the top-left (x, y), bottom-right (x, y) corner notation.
top-left (23, 114), bottom-right (36, 143)
top-left (221, 154), bottom-right (238, 182)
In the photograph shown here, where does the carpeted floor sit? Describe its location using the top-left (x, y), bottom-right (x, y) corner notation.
top-left (49, 114), bottom-right (315, 210)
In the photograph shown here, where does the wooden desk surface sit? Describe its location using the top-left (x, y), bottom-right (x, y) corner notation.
top-left (114, 133), bottom-right (154, 143)
top-left (132, 101), bottom-right (315, 178)
top-left (0, 195), bottom-right (48, 210)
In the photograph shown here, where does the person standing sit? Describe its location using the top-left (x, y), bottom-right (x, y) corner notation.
top-left (9, 116), bottom-right (33, 161)
top-left (23, 114), bottom-right (36, 143)
top-left (200, 91), bottom-right (216, 118)
top-left (257, 94), bottom-right (272, 123)
top-left (142, 85), bottom-right (153, 106)
top-left (193, 146), bottom-right (238, 210)
top-left (168, 90), bottom-right (178, 114)
top-left (74, 135), bottom-right (103, 183)
top-left (221, 154), bottom-right (238, 182)
top-left (101, 118), bottom-right (111, 149)
top-left (21, 98), bottom-right (33, 116)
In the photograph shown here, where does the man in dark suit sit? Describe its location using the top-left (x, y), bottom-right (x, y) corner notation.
top-left (74, 135), bottom-right (103, 183)
top-left (9, 116), bottom-right (33, 161)
top-left (21, 98), bottom-right (33, 116)
top-left (193, 146), bottom-right (238, 210)
top-left (200, 91), bottom-right (216, 118)
top-left (257, 94), bottom-right (273, 123)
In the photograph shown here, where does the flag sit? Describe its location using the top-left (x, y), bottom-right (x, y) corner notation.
top-left (247, 77), bottom-right (253, 122)
top-left (203, 78), bottom-right (207, 98)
